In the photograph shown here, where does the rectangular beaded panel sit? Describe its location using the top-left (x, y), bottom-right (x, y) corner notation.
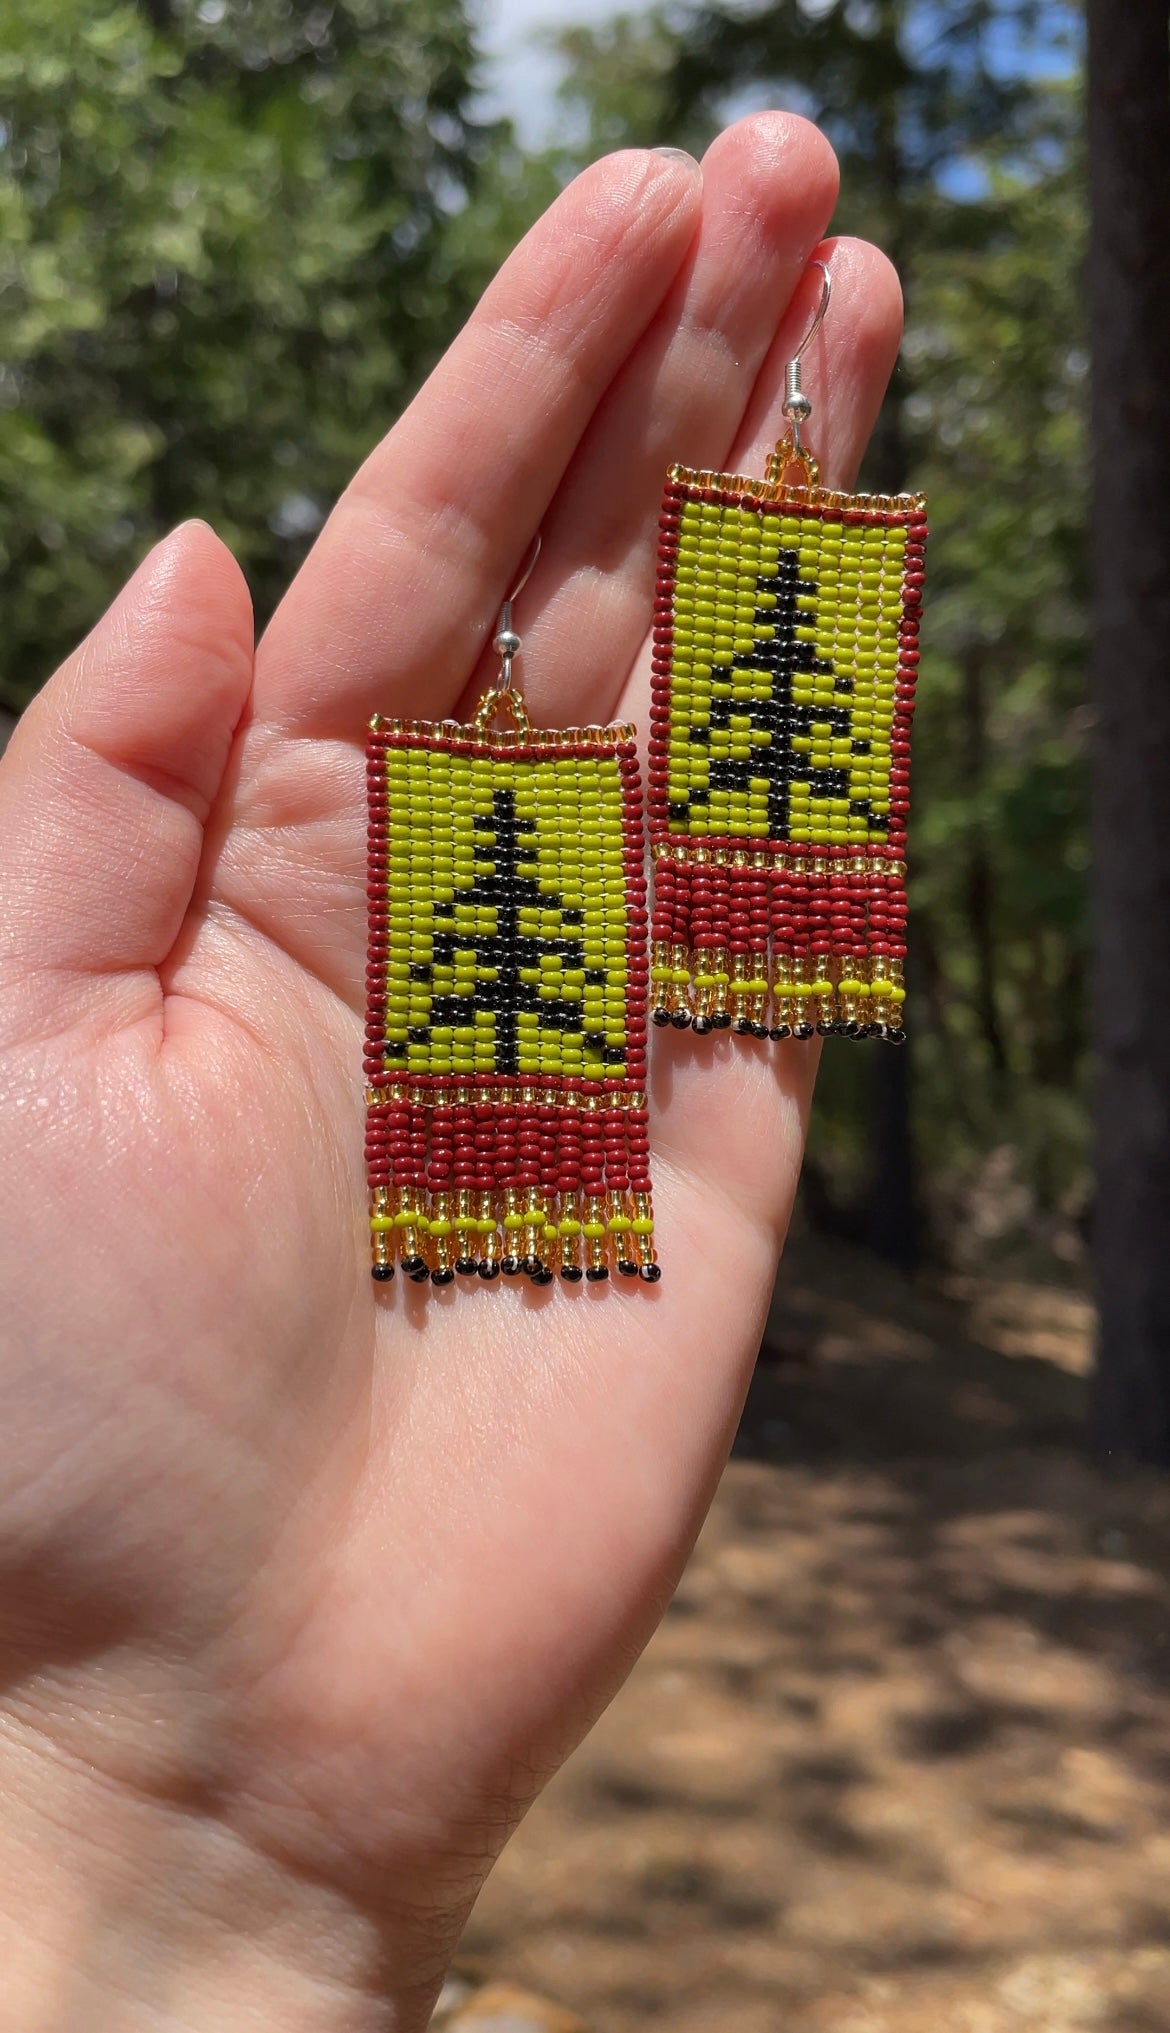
top-left (364, 717), bottom-right (658, 1285)
top-left (649, 466), bottom-right (925, 1040)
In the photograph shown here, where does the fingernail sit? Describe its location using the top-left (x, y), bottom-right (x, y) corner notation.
top-left (653, 146), bottom-right (701, 174)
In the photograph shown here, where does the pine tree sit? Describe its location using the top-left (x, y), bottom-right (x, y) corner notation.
top-left (0, 0), bottom-right (504, 705)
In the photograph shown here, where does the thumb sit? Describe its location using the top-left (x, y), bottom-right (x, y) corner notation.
top-left (0, 523), bottom-right (253, 1034)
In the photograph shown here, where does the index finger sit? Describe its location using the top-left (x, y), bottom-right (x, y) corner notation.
top-left (252, 150), bottom-right (703, 738)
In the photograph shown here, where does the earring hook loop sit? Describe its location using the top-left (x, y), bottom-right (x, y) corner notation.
top-left (506, 531), bottom-right (542, 610)
top-left (791, 258), bottom-right (832, 367)
top-left (494, 532), bottom-right (542, 697)
top-left (768, 257), bottom-right (832, 488)
top-left (471, 532), bottom-right (543, 737)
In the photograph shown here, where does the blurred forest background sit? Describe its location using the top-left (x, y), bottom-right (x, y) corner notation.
top-left (0, 0), bottom-right (1085, 1271)
top-left (14, 12), bottom-right (1170, 2029)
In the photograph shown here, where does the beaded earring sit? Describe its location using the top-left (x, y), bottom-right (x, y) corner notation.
top-left (364, 540), bottom-right (659, 1288)
top-left (648, 263), bottom-right (927, 1043)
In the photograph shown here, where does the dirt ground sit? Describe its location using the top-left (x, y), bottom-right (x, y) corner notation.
top-left (447, 1233), bottom-right (1170, 2033)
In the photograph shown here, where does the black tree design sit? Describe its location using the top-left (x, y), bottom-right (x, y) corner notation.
top-left (671, 546), bottom-right (884, 840)
top-left (390, 788), bottom-right (625, 1077)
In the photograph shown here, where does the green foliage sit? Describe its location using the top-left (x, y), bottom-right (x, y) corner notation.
top-left (911, 115), bottom-right (1088, 1193)
top-left (0, 0), bottom-right (508, 705)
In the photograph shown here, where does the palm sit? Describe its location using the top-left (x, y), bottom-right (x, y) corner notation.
top-left (0, 121), bottom-right (899, 2020)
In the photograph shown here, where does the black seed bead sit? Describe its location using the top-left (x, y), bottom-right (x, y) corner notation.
top-left (560, 1264), bottom-right (583, 1282)
top-left (400, 1254), bottom-right (427, 1279)
top-left (652, 1008), bottom-right (672, 1028)
top-left (530, 1267), bottom-right (554, 1286)
top-left (670, 1009), bottom-right (692, 1030)
top-left (454, 1257), bottom-right (478, 1276)
top-left (478, 1261), bottom-right (501, 1281)
top-left (770, 1024), bottom-right (792, 1041)
top-left (793, 1023), bottom-right (815, 1041)
top-left (431, 1266), bottom-right (455, 1286)
top-left (639, 1263), bottom-right (662, 1283)
top-left (585, 1265), bottom-right (609, 1282)
top-left (521, 1255), bottom-right (542, 1278)
top-left (841, 1021), bottom-right (860, 1038)
top-left (692, 1015), bottom-right (712, 1036)
top-left (752, 1022), bottom-right (769, 1039)
top-left (500, 1256), bottom-right (522, 1276)
top-left (371, 1263), bottom-right (395, 1281)
top-left (712, 1012), bottom-right (732, 1029)
top-left (616, 1259), bottom-right (639, 1279)
top-left (887, 1027), bottom-right (907, 1045)
top-left (816, 1020), bottom-right (834, 1036)
top-left (734, 1017), bottom-right (753, 1035)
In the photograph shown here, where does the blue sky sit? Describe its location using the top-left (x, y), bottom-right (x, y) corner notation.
top-left (476, 0), bottom-right (625, 145)
top-left (474, 1), bottom-right (1081, 153)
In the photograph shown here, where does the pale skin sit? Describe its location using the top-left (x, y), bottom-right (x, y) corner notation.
top-left (0, 117), bottom-right (901, 2030)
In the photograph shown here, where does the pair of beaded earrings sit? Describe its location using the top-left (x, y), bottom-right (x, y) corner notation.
top-left (364, 265), bottom-right (927, 1288)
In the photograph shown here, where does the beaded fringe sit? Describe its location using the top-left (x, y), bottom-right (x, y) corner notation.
top-left (365, 1092), bottom-right (657, 1284)
top-left (650, 848), bottom-right (908, 1041)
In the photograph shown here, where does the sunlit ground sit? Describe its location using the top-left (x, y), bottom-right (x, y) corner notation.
top-left (442, 1232), bottom-right (1170, 2033)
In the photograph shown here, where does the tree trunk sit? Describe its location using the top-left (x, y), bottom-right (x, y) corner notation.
top-left (1087, 0), bottom-right (1170, 1463)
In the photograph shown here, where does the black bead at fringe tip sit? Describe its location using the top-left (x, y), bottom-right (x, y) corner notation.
top-left (366, 1127), bottom-right (664, 1282)
top-left (373, 1250), bottom-right (661, 1288)
top-left (650, 1005), bottom-right (906, 1045)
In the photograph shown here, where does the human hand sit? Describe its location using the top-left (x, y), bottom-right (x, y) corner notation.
top-left (0, 116), bottom-right (900, 2030)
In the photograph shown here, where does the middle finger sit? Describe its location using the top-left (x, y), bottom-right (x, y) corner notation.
top-left (455, 112), bottom-right (840, 731)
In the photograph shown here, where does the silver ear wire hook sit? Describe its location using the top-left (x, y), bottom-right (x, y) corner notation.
top-left (493, 533), bottom-right (542, 695)
top-left (782, 259), bottom-right (832, 458)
